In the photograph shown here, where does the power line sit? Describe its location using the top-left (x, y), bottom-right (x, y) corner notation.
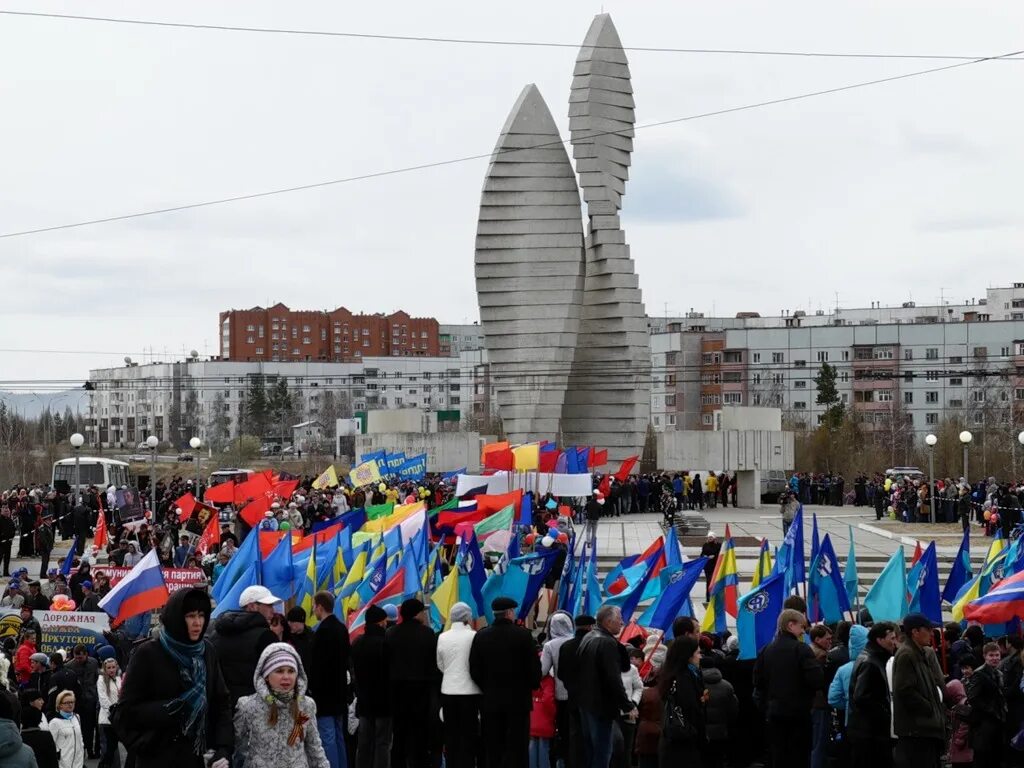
top-left (1, 9), bottom-right (1022, 62)
top-left (0, 47), bottom-right (1019, 240)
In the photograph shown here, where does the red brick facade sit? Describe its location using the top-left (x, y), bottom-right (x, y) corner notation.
top-left (219, 304), bottom-right (440, 362)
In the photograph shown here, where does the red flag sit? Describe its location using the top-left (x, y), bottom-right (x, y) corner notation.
top-left (614, 456), bottom-right (640, 483)
top-left (588, 448), bottom-right (608, 469)
top-left (204, 482), bottom-right (235, 504)
top-left (94, 501), bottom-right (108, 550)
top-left (483, 449), bottom-right (514, 472)
top-left (476, 490), bottom-right (523, 515)
top-left (597, 475), bottom-right (611, 497)
top-left (174, 492), bottom-right (198, 521)
top-left (539, 450), bottom-right (561, 474)
top-left (234, 473), bottom-right (273, 506)
top-left (911, 540), bottom-right (923, 566)
top-left (272, 479), bottom-right (300, 500)
top-left (259, 530), bottom-right (288, 558)
top-left (195, 513), bottom-right (221, 556)
top-left (239, 496), bottom-right (272, 528)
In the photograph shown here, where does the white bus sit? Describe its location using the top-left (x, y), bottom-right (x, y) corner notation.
top-left (52, 457), bottom-right (131, 492)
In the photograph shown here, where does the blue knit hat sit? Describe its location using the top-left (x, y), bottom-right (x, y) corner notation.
top-left (97, 645), bottom-right (117, 661)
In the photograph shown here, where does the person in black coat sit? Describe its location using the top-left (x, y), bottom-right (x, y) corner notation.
top-left (469, 596), bottom-right (541, 768)
top-left (309, 591), bottom-right (351, 768)
top-left (72, 500), bottom-right (91, 555)
top-left (657, 637), bottom-right (706, 768)
top-left (284, 607), bottom-right (315, 675)
top-left (575, 607), bottom-right (634, 768)
top-left (753, 609), bottom-right (823, 768)
top-left (206, 585), bottom-right (278, 708)
top-left (847, 622), bottom-right (897, 767)
top-left (116, 587), bottom-right (233, 768)
top-left (20, 704), bottom-right (58, 768)
top-left (350, 604), bottom-right (392, 768)
top-left (556, 614), bottom-right (595, 768)
top-left (385, 598), bottom-right (440, 768)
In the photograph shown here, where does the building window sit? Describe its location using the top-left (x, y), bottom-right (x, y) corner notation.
top-left (246, 324), bottom-right (254, 332)
top-left (925, 391), bottom-right (938, 403)
top-left (926, 413), bottom-right (938, 425)
top-left (292, 328), bottom-right (298, 338)
top-left (950, 377), bottom-right (963, 386)
top-left (1015, 388), bottom-right (1024, 401)
top-left (752, 353), bottom-right (761, 363)
top-left (255, 347), bottom-right (264, 355)
top-left (794, 380), bottom-right (807, 389)
top-left (772, 353), bottom-right (784, 363)
top-left (949, 399), bottom-right (963, 407)
top-left (971, 390), bottom-right (985, 402)
top-left (904, 349), bottom-right (913, 360)
top-left (665, 394), bottom-right (676, 406)
top-left (724, 351), bottom-right (742, 363)
top-left (654, 416), bottom-right (661, 427)
top-left (752, 373), bottom-right (762, 385)
top-left (773, 373), bottom-right (784, 385)
top-left (950, 356), bottom-right (963, 364)
top-left (794, 359), bottom-right (806, 368)
top-left (724, 393), bottom-right (742, 405)
top-left (246, 336), bottom-right (254, 344)
top-left (840, 372), bottom-right (849, 382)
top-left (877, 391), bottom-right (892, 402)
top-left (873, 348), bottom-right (894, 360)
top-left (926, 371), bottom-right (939, 381)
top-left (903, 391), bottom-right (913, 404)
top-left (258, 326), bottom-right (264, 338)
top-left (792, 401), bottom-right (807, 410)
top-left (667, 414), bottom-right (677, 426)
top-left (842, 350), bottom-right (850, 361)
top-left (817, 351), bottom-right (829, 362)
top-left (1001, 346), bottom-right (1011, 357)
top-left (926, 348), bottom-right (939, 359)
top-left (321, 329), bottom-right (327, 341)
top-left (973, 346), bottom-right (988, 359)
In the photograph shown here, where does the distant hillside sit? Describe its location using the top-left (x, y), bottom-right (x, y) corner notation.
top-left (0, 389), bottom-right (88, 418)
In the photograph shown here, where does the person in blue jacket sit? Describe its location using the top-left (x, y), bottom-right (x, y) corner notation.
top-left (827, 624), bottom-right (869, 721)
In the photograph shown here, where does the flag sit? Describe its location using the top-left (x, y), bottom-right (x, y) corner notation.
top-left (844, 526), bottom-right (858, 607)
top-left (174, 492), bottom-right (198, 521)
top-left (605, 540), bottom-right (664, 623)
top-left (636, 559), bottom-right (707, 633)
top-left (942, 529), bottom-right (973, 604)
top-left (774, 507), bottom-right (805, 593)
top-left (385, 452), bottom-right (407, 475)
top-left (93, 509), bottom-right (108, 550)
top-left (751, 539), bottom-right (773, 589)
top-left (349, 569), bottom-right (406, 640)
top-left (238, 496), bottom-right (272, 528)
top-left (810, 514), bottom-right (820, 571)
top-left (430, 568), bottom-right (461, 630)
top-left (512, 444), bottom-right (540, 471)
top-left (701, 526), bottom-right (739, 633)
top-left (477, 491), bottom-right (523, 516)
top-left (539, 450), bottom-right (561, 474)
top-left (273, 479), bottom-right (301, 500)
top-left (517, 491), bottom-right (533, 527)
top-left (906, 541), bottom-right (941, 624)
top-left (614, 456), bottom-right (639, 482)
top-left (312, 465), bottom-right (339, 490)
top-left (588, 448), bottom-right (608, 469)
top-left (457, 532), bottom-right (488, 618)
top-left (737, 570), bottom-right (786, 660)
top-left (349, 460), bottom-right (383, 488)
top-left (576, 447), bottom-right (591, 473)
top-left (359, 450), bottom-right (387, 473)
top-left (98, 548), bottom-right (170, 625)
top-left (964, 570), bottom-right (1024, 624)
top-left (203, 481), bottom-right (235, 504)
top-left (664, 525), bottom-right (683, 568)
top-left (808, 534), bottom-right (851, 623)
top-left (211, 562), bottom-right (260, 618)
top-left (212, 527), bottom-right (259, 602)
top-left (60, 539), bottom-right (78, 577)
top-left (474, 504), bottom-right (514, 541)
top-left (483, 447), bottom-right (514, 472)
top-left (234, 473), bottom-right (273, 506)
top-left (262, 532), bottom-right (296, 599)
top-left (864, 547), bottom-right (908, 622)
top-left (481, 441), bottom-right (510, 464)
top-left (910, 540), bottom-right (923, 567)
top-left (481, 550), bottom-right (559, 623)
top-left (952, 533), bottom-right (1007, 621)
top-left (571, 546), bottom-right (601, 618)
top-left (195, 511), bottom-right (221, 556)
top-left (365, 502), bottom-right (394, 521)
top-left (398, 454), bottom-right (428, 482)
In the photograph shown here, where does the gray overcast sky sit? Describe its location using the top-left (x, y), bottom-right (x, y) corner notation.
top-left (2, 0), bottom-right (1022, 386)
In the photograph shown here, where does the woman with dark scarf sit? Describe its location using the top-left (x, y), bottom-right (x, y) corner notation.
top-left (656, 636), bottom-right (707, 768)
top-left (117, 587), bottom-right (233, 767)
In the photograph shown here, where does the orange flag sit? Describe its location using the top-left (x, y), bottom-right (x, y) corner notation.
top-left (93, 502), bottom-right (108, 550)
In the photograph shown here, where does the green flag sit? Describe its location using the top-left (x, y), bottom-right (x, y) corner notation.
top-left (365, 502), bottom-right (394, 521)
top-left (474, 504), bottom-right (515, 538)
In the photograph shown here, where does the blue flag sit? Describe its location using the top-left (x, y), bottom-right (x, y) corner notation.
top-left (565, 447), bottom-right (581, 475)
top-left (457, 531), bottom-right (488, 618)
top-left (441, 468), bottom-right (466, 481)
top-left (605, 551), bottom-right (662, 624)
top-left (398, 454), bottom-right (428, 482)
top-left (385, 452), bottom-right (407, 475)
top-left (636, 558), bottom-right (707, 633)
top-left (482, 550), bottom-right (559, 623)
top-left (338, 507), bottom-right (367, 536)
top-left (808, 534), bottom-right (851, 623)
top-left (60, 537), bottom-right (78, 577)
top-left (212, 528), bottom-right (260, 602)
top-left (864, 547), bottom-right (908, 622)
top-left (262, 532), bottom-right (295, 599)
top-left (942, 529), bottom-right (973, 604)
top-left (211, 561), bottom-right (260, 618)
top-left (737, 570), bottom-right (786, 660)
top-left (774, 507), bottom-right (805, 593)
top-left (518, 491), bottom-right (533, 527)
top-left (907, 541), bottom-right (942, 624)
top-left (810, 513), bottom-right (820, 571)
top-left (359, 450), bottom-right (387, 473)
top-left (664, 526), bottom-right (683, 568)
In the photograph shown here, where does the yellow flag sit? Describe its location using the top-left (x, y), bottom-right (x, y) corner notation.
top-left (431, 568), bottom-right (460, 630)
top-left (512, 444), bottom-right (540, 471)
top-left (299, 548), bottom-right (318, 628)
top-left (349, 460), bottom-right (382, 488)
top-left (313, 465), bottom-right (339, 490)
top-left (361, 501), bottom-right (425, 534)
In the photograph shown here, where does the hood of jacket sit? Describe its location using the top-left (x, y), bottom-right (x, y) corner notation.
top-left (253, 641), bottom-right (308, 699)
top-left (0, 719), bottom-right (23, 759)
top-left (212, 608), bottom-right (269, 638)
top-left (548, 611), bottom-right (573, 640)
top-left (848, 625), bottom-right (869, 660)
top-left (160, 587), bottom-right (212, 644)
top-left (702, 667), bottom-right (723, 685)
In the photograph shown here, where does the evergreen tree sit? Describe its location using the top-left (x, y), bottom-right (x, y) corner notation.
top-left (244, 376), bottom-right (269, 437)
top-left (814, 362), bottom-right (844, 430)
top-left (207, 392), bottom-right (231, 451)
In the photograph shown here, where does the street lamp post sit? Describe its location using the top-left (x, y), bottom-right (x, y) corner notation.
top-left (189, 437), bottom-right (202, 497)
top-left (959, 430), bottom-right (973, 484)
top-left (1018, 432), bottom-right (1024, 479)
top-left (925, 434), bottom-right (937, 523)
top-left (69, 432), bottom-right (84, 502)
top-left (146, 435), bottom-right (159, 514)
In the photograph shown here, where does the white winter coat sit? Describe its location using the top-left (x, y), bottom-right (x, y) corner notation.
top-left (96, 674), bottom-right (121, 725)
top-left (49, 713), bottom-right (85, 768)
top-left (436, 623), bottom-right (481, 696)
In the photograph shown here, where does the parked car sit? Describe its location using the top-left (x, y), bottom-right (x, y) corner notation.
top-left (176, 453), bottom-right (194, 462)
top-left (760, 470), bottom-right (788, 502)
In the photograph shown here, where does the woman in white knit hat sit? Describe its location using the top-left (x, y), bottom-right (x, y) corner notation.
top-left (234, 642), bottom-right (329, 768)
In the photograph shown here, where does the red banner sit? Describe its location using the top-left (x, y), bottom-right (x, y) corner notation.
top-left (91, 565), bottom-right (206, 592)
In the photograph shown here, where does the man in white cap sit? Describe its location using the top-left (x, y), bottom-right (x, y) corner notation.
top-left (207, 584), bottom-right (280, 707)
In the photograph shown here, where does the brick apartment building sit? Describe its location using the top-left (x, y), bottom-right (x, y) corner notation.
top-left (219, 304), bottom-right (441, 362)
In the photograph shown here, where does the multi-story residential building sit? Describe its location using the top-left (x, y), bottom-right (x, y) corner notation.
top-left (85, 351), bottom-right (494, 448)
top-left (439, 323), bottom-right (486, 357)
top-left (219, 304), bottom-right (440, 362)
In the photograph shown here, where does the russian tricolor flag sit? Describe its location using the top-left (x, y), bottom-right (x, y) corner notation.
top-left (98, 549), bottom-right (170, 626)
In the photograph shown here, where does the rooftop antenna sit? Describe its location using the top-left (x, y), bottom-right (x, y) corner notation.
top-left (834, 291), bottom-right (840, 312)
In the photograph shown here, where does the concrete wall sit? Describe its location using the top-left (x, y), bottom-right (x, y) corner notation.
top-left (656, 429), bottom-right (794, 473)
top-left (355, 432), bottom-right (483, 473)
top-left (365, 409), bottom-right (437, 434)
top-left (719, 406), bottom-right (782, 431)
